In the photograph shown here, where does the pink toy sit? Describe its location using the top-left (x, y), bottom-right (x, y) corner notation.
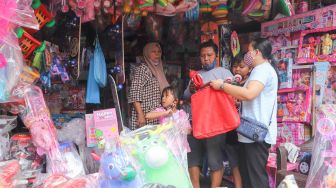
top-left (306, 104), bottom-right (336, 188)
top-left (20, 86), bottom-right (66, 174)
top-left (69, 0), bottom-right (95, 23)
top-left (277, 88), bottom-right (311, 123)
top-left (0, 160), bottom-right (21, 188)
top-left (297, 27), bottom-right (336, 64)
top-left (42, 173), bottom-right (98, 188)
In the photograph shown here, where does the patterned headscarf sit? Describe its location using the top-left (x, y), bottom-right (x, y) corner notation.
top-left (143, 43), bottom-right (169, 92)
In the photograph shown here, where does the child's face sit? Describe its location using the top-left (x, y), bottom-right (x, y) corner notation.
top-left (236, 61), bottom-right (251, 78)
top-left (162, 90), bottom-right (176, 109)
top-left (232, 64), bottom-right (239, 75)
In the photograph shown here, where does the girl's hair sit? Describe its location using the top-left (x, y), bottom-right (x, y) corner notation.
top-left (161, 86), bottom-right (180, 108)
top-left (250, 37), bottom-right (280, 88)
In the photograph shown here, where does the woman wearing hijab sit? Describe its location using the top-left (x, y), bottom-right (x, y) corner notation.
top-left (128, 42), bottom-right (169, 130)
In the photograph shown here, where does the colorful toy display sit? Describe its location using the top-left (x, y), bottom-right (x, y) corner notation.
top-left (122, 123), bottom-right (192, 187)
top-left (16, 28), bottom-right (46, 60)
top-left (277, 88), bottom-right (311, 123)
top-left (0, 115), bottom-right (17, 161)
top-left (58, 142), bottom-right (85, 178)
top-left (322, 65), bottom-right (336, 105)
top-left (0, 160), bottom-right (22, 188)
top-left (29, 0), bottom-right (55, 33)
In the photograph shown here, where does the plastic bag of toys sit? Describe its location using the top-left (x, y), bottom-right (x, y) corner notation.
top-left (0, 41), bottom-right (24, 103)
top-left (0, 0), bottom-right (39, 30)
top-left (0, 160), bottom-right (28, 188)
top-left (55, 142), bottom-right (85, 178)
top-left (121, 122), bottom-right (192, 187)
top-left (9, 133), bottom-right (44, 179)
top-left (0, 116), bottom-right (17, 161)
top-left (306, 105), bottom-right (336, 188)
top-left (97, 141), bottom-right (144, 188)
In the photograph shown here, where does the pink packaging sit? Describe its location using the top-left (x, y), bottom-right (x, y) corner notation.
top-left (85, 114), bottom-right (96, 147)
top-left (93, 109), bottom-right (119, 149)
top-left (277, 123), bottom-right (305, 147)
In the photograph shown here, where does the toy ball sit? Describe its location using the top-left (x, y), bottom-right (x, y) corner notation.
top-left (145, 146), bottom-right (169, 168)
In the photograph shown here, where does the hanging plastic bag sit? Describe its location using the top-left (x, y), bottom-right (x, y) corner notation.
top-left (86, 56), bottom-right (100, 104)
top-left (93, 36), bottom-right (107, 88)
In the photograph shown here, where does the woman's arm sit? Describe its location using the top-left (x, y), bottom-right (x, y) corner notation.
top-left (210, 79), bottom-right (264, 101)
top-left (145, 109), bottom-right (172, 120)
top-left (133, 102), bottom-right (146, 127)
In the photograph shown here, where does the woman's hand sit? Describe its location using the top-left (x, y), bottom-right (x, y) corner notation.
top-left (210, 79), bottom-right (224, 90)
top-left (137, 114), bottom-right (146, 128)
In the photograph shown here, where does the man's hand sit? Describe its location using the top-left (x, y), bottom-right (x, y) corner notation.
top-left (210, 79), bottom-right (224, 90)
top-left (189, 82), bottom-right (197, 94)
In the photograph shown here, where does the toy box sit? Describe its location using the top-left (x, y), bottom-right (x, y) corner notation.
top-left (277, 123), bottom-right (305, 147)
top-left (314, 62), bottom-right (330, 106)
top-left (292, 68), bottom-right (312, 89)
top-left (322, 65), bottom-right (336, 105)
top-left (93, 109), bottom-right (119, 149)
top-left (277, 88), bottom-right (311, 123)
top-left (297, 27), bottom-right (336, 64)
top-left (85, 114), bottom-right (96, 147)
top-left (278, 58), bottom-right (293, 89)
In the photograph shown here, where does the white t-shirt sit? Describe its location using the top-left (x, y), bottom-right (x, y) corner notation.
top-left (238, 62), bottom-right (278, 145)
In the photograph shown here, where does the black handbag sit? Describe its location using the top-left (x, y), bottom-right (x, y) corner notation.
top-left (236, 101), bottom-right (276, 143)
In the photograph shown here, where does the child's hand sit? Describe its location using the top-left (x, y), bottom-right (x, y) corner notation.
top-left (166, 109), bottom-right (173, 116)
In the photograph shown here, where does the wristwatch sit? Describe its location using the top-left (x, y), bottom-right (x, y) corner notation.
top-left (220, 82), bottom-right (225, 90)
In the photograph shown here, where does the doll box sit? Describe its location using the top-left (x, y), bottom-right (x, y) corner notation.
top-left (85, 114), bottom-right (96, 147)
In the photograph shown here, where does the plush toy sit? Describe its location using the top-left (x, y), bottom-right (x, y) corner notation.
top-left (97, 142), bottom-right (143, 188)
top-left (231, 31), bottom-right (240, 57)
top-left (123, 124), bottom-right (192, 187)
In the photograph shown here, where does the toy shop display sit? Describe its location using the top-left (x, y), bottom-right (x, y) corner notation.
top-left (277, 88), bottom-right (311, 123)
top-left (0, 160), bottom-right (23, 188)
top-left (314, 62), bottom-right (330, 106)
top-left (121, 122), bottom-right (192, 187)
top-left (16, 28), bottom-right (46, 60)
top-left (9, 133), bottom-right (44, 179)
top-left (306, 104), bottom-right (336, 188)
top-left (297, 27), bottom-right (336, 64)
top-left (273, 123), bottom-right (305, 152)
top-left (292, 67), bottom-right (312, 89)
top-left (37, 173), bottom-right (99, 188)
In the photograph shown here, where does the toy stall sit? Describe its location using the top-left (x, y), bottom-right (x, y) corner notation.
top-left (0, 0), bottom-right (336, 187)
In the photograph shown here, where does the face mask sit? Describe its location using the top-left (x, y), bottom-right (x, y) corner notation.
top-left (152, 60), bottom-right (160, 66)
top-left (202, 60), bottom-right (216, 71)
top-left (244, 51), bottom-right (254, 67)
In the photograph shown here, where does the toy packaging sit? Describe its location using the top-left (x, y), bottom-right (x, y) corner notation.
top-left (314, 62), bottom-right (330, 106)
top-left (274, 123), bottom-right (305, 151)
top-left (58, 142), bottom-right (85, 178)
top-left (85, 114), bottom-right (96, 147)
top-left (306, 104), bottom-right (336, 188)
top-left (277, 88), bottom-right (311, 123)
top-left (278, 58), bottom-right (293, 89)
top-left (0, 115), bottom-right (17, 161)
top-left (93, 108), bottom-right (119, 149)
top-left (322, 65), bottom-right (336, 105)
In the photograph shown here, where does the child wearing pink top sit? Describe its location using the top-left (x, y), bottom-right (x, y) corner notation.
top-left (146, 86), bottom-right (191, 153)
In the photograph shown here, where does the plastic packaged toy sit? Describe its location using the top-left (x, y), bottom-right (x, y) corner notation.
top-left (306, 104), bottom-right (336, 188)
top-left (97, 141), bottom-right (144, 188)
top-left (0, 115), bottom-right (17, 161)
top-left (9, 133), bottom-right (44, 179)
top-left (121, 122), bottom-right (192, 187)
top-left (58, 142), bottom-right (85, 178)
top-left (0, 160), bottom-right (25, 188)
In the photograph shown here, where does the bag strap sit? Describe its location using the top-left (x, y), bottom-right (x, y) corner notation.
top-left (241, 98), bottom-right (276, 127)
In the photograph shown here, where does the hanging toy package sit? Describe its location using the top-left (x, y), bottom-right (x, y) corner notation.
top-left (0, 115), bottom-right (17, 161)
top-left (0, 160), bottom-right (27, 188)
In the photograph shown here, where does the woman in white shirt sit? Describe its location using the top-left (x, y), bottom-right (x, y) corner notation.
top-left (210, 37), bottom-right (279, 188)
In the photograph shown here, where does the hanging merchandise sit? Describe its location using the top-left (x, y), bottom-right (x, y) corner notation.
top-left (230, 31), bottom-right (240, 57)
top-left (51, 56), bottom-right (70, 83)
top-left (27, 0), bottom-right (56, 33)
top-left (0, 116), bottom-right (17, 161)
top-left (69, 0), bottom-right (95, 23)
top-left (145, 14), bottom-right (163, 42)
top-left (278, 0), bottom-right (295, 17)
top-left (16, 28), bottom-right (46, 60)
top-left (241, 0), bottom-right (272, 21)
top-left (0, 160), bottom-right (22, 188)
top-left (58, 142), bottom-right (85, 178)
top-left (93, 36), bottom-right (107, 88)
top-left (86, 56), bottom-right (101, 104)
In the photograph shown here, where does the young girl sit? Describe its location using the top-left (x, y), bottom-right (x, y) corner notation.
top-left (145, 86), bottom-right (191, 151)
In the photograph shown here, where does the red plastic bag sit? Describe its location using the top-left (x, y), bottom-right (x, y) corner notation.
top-left (191, 86), bottom-right (240, 139)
